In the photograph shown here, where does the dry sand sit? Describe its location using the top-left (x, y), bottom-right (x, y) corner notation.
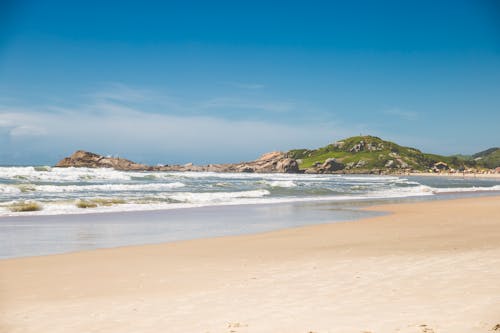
top-left (1, 196), bottom-right (500, 333)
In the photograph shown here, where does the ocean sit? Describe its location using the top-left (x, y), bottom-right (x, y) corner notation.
top-left (1, 166), bottom-right (499, 217)
top-left (1, 166), bottom-right (499, 258)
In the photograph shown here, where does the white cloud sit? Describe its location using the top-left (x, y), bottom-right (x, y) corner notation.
top-left (0, 110), bottom-right (48, 137)
top-left (88, 82), bottom-right (154, 103)
top-left (9, 125), bottom-right (47, 137)
top-left (383, 108), bottom-right (418, 121)
top-left (0, 100), bottom-right (350, 164)
top-left (200, 97), bottom-right (295, 113)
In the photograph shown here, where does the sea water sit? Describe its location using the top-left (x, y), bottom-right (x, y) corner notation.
top-left (1, 166), bottom-right (499, 258)
top-left (1, 166), bottom-right (499, 217)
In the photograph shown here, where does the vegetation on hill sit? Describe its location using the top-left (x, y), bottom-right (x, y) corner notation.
top-left (56, 136), bottom-right (499, 174)
top-left (472, 148), bottom-right (500, 169)
top-left (287, 135), bottom-right (498, 172)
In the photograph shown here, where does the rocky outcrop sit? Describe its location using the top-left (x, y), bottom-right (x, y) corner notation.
top-left (56, 136), bottom-right (500, 175)
top-left (55, 150), bottom-right (301, 174)
top-left (304, 158), bottom-right (345, 174)
top-left (276, 158), bottom-right (299, 173)
top-left (250, 152), bottom-right (299, 173)
top-left (56, 151), bottom-right (153, 171)
top-left (348, 140), bottom-right (384, 153)
top-left (158, 151), bottom-right (300, 173)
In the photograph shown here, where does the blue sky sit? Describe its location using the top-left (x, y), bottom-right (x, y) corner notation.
top-left (0, 0), bottom-right (499, 165)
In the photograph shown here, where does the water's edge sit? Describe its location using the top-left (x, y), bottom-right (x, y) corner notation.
top-left (1, 191), bottom-right (499, 260)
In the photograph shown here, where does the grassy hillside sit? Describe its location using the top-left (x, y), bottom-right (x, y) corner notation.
top-left (287, 136), bottom-right (485, 172)
top-left (473, 148), bottom-right (500, 169)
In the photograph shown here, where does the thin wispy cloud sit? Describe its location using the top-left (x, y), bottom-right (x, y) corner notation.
top-left (0, 85), bottom-right (350, 164)
top-left (0, 109), bottom-right (48, 137)
top-left (222, 82), bottom-right (265, 90)
top-left (383, 108), bottom-right (418, 121)
top-left (88, 83), bottom-right (154, 103)
top-left (87, 83), bottom-right (295, 117)
top-left (200, 97), bottom-right (295, 113)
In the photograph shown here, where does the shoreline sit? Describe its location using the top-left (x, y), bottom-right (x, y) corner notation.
top-left (2, 191), bottom-right (500, 260)
top-left (1, 196), bottom-right (500, 332)
top-left (408, 171), bottom-right (500, 179)
top-left (2, 169), bottom-right (500, 221)
top-left (0, 197), bottom-right (388, 260)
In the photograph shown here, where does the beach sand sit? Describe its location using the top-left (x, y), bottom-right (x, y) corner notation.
top-left (1, 196), bottom-right (500, 333)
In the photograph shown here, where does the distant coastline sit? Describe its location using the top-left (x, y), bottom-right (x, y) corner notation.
top-left (55, 135), bottom-right (500, 175)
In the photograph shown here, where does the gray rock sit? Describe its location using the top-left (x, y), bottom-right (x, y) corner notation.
top-left (276, 158), bottom-right (299, 173)
top-left (55, 150), bottom-right (152, 171)
top-left (397, 159), bottom-right (409, 168)
top-left (350, 141), bottom-right (365, 153)
top-left (238, 166), bottom-right (255, 173)
top-left (355, 160), bottom-right (367, 168)
top-left (320, 158), bottom-right (345, 172)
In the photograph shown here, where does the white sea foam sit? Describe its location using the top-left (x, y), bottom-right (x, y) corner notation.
top-left (31, 182), bottom-right (185, 193)
top-left (370, 184), bottom-right (435, 198)
top-left (0, 185), bottom-right (22, 194)
top-left (168, 171), bottom-right (335, 181)
top-left (167, 189), bottom-right (271, 203)
top-left (431, 185), bottom-right (500, 193)
top-left (2, 183), bottom-right (499, 217)
top-left (342, 175), bottom-right (401, 182)
top-left (1, 166), bottom-right (499, 217)
top-left (0, 166), bottom-right (402, 183)
top-left (0, 166), bottom-right (132, 182)
top-left (264, 180), bottom-right (297, 188)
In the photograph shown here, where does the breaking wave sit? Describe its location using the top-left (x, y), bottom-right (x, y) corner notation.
top-left (0, 166), bottom-right (499, 216)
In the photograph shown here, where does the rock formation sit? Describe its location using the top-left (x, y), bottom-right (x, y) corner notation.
top-left (305, 158), bottom-right (345, 174)
top-left (55, 150), bottom-right (301, 173)
top-left (55, 136), bottom-right (500, 174)
top-left (56, 151), bottom-right (153, 171)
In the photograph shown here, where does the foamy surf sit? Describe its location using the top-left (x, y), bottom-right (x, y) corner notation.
top-left (0, 166), bottom-right (499, 216)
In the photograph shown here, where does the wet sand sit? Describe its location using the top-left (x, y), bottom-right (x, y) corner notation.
top-left (1, 196), bottom-right (500, 333)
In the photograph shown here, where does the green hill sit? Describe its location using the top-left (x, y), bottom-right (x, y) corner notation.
top-left (287, 135), bottom-right (491, 173)
top-left (473, 148), bottom-right (500, 169)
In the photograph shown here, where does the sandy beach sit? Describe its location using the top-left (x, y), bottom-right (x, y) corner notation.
top-left (1, 196), bottom-right (500, 333)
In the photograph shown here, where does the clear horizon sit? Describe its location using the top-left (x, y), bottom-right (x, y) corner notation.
top-left (1, 1), bottom-right (499, 165)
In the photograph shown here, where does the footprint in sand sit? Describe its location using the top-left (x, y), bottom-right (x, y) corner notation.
top-left (419, 324), bottom-right (435, 333)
